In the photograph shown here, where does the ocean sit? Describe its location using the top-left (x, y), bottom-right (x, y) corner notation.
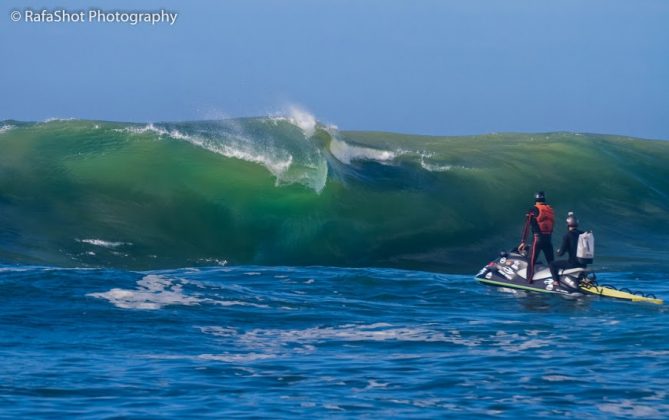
top-left (1, 265), bottom-right (668, 418)
top-left (1, 116), bottom-right (668, 417)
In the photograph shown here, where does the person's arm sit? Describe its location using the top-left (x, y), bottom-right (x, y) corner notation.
top-left (518, 207), bottom-right (537, 250)
top-left (519, 213), bottom-right (531, 245)
top-left (556, 234), bottom-right (568, 257)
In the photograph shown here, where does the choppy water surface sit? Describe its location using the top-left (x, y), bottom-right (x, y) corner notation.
top-left (1, 265), bottom-right (668, 418)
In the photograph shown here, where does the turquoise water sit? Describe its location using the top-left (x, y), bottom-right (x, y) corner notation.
top-left (1, 119), bottom-right (668, 272)
top-left (1, 264), bottom-right (667, 418)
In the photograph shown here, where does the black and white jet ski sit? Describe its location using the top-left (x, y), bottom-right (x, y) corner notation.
top-left (475, 250), bottom-right (663, 304)
top-left (475, 250), bottom-right (586, 294)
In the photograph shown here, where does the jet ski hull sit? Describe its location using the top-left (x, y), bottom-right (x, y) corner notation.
top-left (476, 275), bottom-right (563, 294)
top-left (475, 252), bottom-right (575, 294)
top-left (476, 252), bottom-right (663, 304)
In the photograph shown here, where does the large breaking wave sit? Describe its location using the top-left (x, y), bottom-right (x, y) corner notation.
top-left (0, 113), bottom-right (668, 271)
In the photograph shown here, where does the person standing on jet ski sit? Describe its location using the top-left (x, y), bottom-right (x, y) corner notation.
top-left (518, 191), bottom-right (555, 283)
top-left (549, 212), bottom-right (586, 287)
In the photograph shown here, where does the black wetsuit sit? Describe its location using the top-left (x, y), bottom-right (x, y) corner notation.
top-left (549, 229), bottom-right (585, 282)
top-left (526, 206), bottom-right (554, 282)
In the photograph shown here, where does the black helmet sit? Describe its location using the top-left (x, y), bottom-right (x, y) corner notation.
top-left (534, 191), bottom-right (546, 202)
top-left (566, 211), bottom-right (579, 227)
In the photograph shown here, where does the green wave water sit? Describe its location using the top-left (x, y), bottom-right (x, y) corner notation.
top-left (0, 118), bottom-right (667, 272)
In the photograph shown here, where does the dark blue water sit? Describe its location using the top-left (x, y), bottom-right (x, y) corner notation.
top-left (1, 264), bottom-right (668, 418)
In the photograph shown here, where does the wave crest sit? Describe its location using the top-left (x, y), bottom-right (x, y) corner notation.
top-left (329, 138), bottom-right (398, 165)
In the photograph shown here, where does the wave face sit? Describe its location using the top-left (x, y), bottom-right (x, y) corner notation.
top-left (0, 118), bottom-right (668, 271)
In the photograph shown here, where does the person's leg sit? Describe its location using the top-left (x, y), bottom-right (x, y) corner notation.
top-left (549, 261), bottom-right (558, 282)
top-left (550, 260), bottom-right (569, 282)
top-left (528, 234), bottom-right (539, 282)
top-left (544, 235), bottom-right (555, 263)
top-left (535, 237), bottom-right (546, 266)
top-left (558, 261), bottom-right (582, 292)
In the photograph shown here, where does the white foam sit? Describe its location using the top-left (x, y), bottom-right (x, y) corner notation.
top-left (0, 266), bottom-right (32, 273)
top-left (197, 258), bottom-right (228, 266)
top-left (418, 152), bottom-right (470, 172)
top-left (542, 375), bottom-right (574, 382)
top-left (88, 275), bottom-right (268, 310)
top-left (491, 331), bottom-right (550, 352)
top-left (365, 379), bottom-right (389, 389)
top-left (497, 287), bottom-right (529, 298)
top-left (197, 353), bottom-right (275, 363)
top-left (87, 275), bottom-right (201, 310)
top-left (199, 323), bottom-right (482, 351)
top-left (119, 120), bottom-right (330, 192)
top-left (77, 238), bottom-right (130, 248)
top-left (420, 154), bottom-right (452, 172)
top-left (187, 131), bottom-right (293, 179)
top-left (271, 105), bottom-right (318, 138)
top-left (420, 161), bottom-right (452, 172)
top-left (0, 124), bottom-right (14, 134)
top-left (120, 124), bottom-right (295, 179)
top-left (195, 138), bottom-right (293, 178)
top-left (329, 138), bottom-right (397, 165)
top-left (42, 117), bottom-right (77, 123)
top-left (144, 352), bottom-right (275, 363)
top-left (199, 326), bottom-right (238, 337)
top-left (639, 350), bottom-right (669, 356)
top-left (116, 123), bottom-right (190, 141)
top-left (597, 400), bottom-right (662, 418)
top-left (214, 300), bottom-right (268, 308)
top-left (643, 391), bottom-right (668, 401)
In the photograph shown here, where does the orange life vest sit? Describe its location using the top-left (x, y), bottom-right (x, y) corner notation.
top-left (535, 203), bottom-right (554, 234)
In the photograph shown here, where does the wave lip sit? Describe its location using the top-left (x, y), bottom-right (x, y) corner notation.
top-left (130, 116), bottom-right (331, 192)
top-left (329, 137), bottom-right (398, 165)
top-left (270, 105), bottom-right (319, 138)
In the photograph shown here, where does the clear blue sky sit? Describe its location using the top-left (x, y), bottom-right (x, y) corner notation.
top-left (1, 0), bottom-right (668, 138)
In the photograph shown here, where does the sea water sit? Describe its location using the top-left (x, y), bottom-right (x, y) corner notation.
top-left (2, 118), bottom-right (668, 417)
top-left (1, 264), bottom-right (667, 418)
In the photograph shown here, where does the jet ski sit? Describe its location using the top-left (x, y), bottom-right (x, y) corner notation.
top-left (475, 250), bottom-right (663, 304)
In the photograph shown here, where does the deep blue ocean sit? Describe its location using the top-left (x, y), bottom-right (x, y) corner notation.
top-left (1, 264), bottom-right (667, 418)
